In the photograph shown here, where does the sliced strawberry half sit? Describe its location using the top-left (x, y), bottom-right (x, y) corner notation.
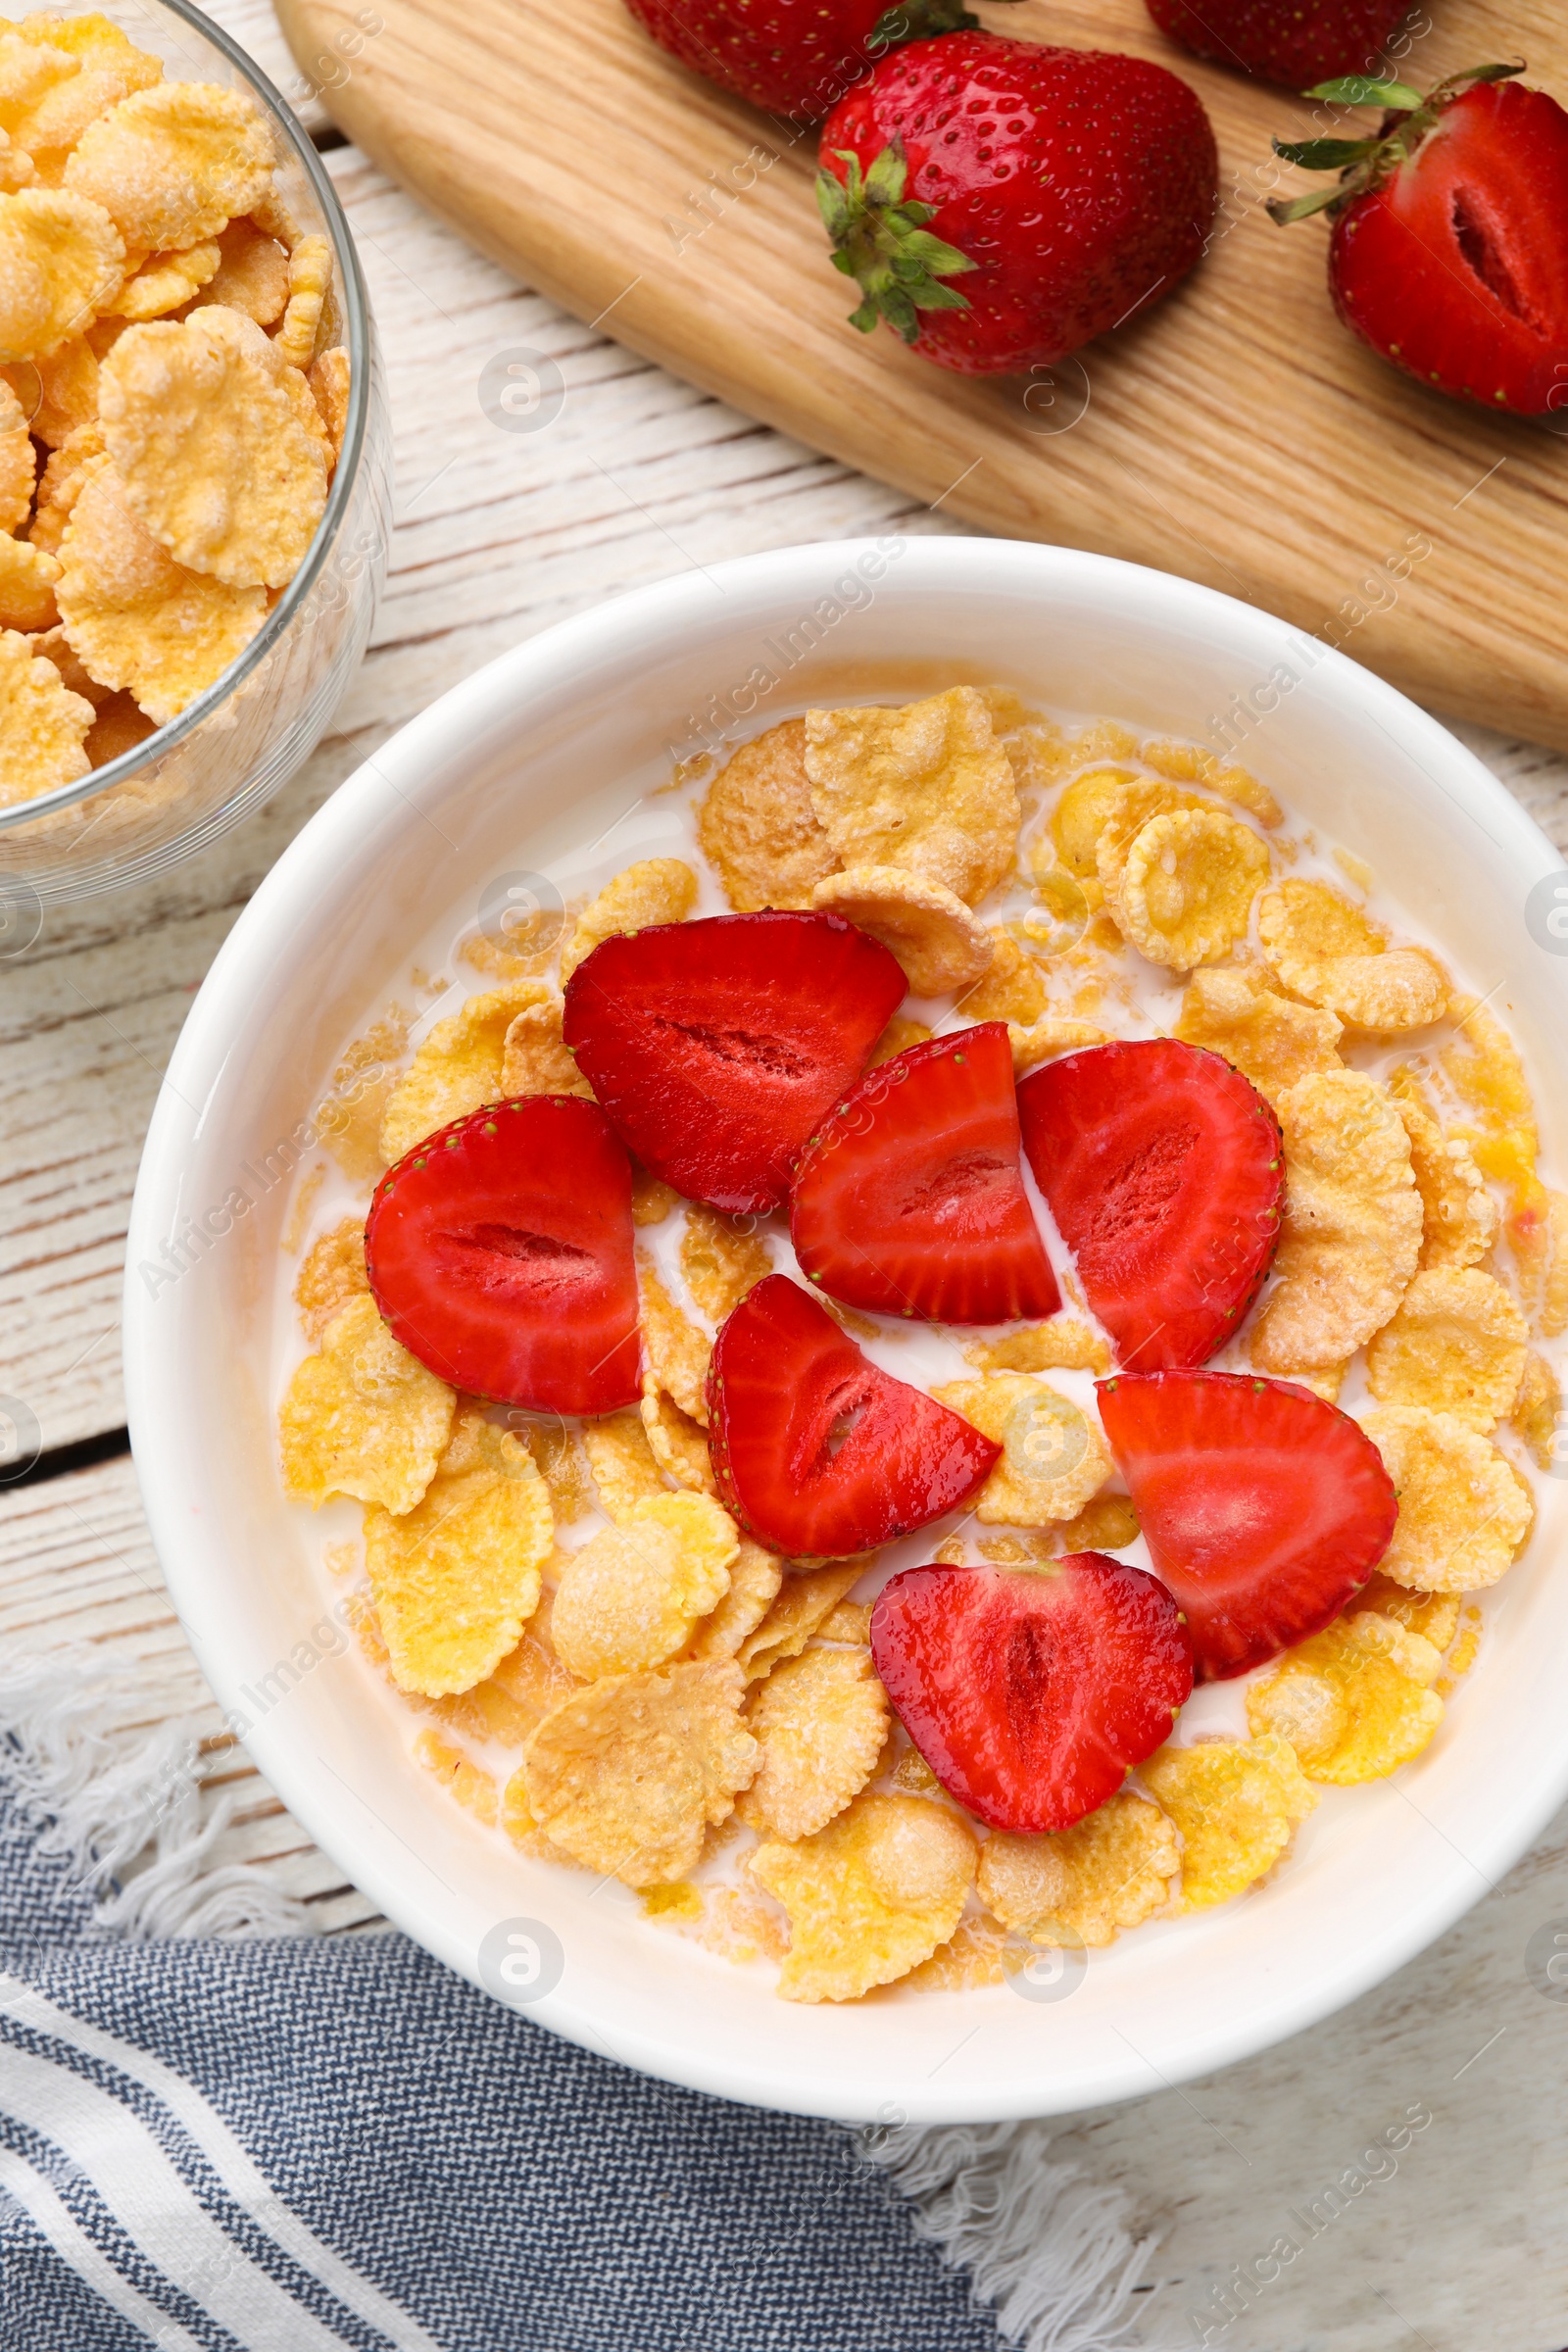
top-left (562, 910), bottom-right (906, 1214)
top-left (707, 1273), bottom-right (999, 1557)
top-left (365, 1096), bottom-right (640, 1416)
top-left (1098, 1370), bottom-right (1397, 1681)
top-left (790, 1021), bottom-right (1059, 1324)
top-left (870, 1556), bottom-right (1194, 1835)
top-left (1017, 1039), bottom-right (1283, 1369)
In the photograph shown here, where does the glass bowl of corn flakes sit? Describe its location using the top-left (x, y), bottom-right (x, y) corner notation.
top-left (125, 537), bottom-right (1568, 2124)
top-left (0, 0), bottom-right (389, 906)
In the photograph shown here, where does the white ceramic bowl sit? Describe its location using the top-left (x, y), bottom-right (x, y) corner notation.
top-left (125, 537), bottom-right (1568, 2124)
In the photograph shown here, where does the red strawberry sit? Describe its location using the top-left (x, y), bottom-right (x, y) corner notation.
top-left (870, 1555), bottom-right (1194, 1833)
top-left (1098, 1370), bottom-right (1397, 1680)
top-left (1271, 66), bottom-right (1568, 416)
top-left (1146, 0), bottom-right (1407, 90)
top-left (620, 0), bottom-right (1013, 122)
top-left (365, 1096), bottom-right (640, 1417)
top-left (562, 910), bottom-right (906, 1215)
top-left (707, 1273), bottom-right (999, 1556)
top-left (790, 1021), bottom-right (1059, 1324)
top-left (815, 31), bottom-right (1218, 373)
top-left (1017, 1040), bottom-right (1283, 1371)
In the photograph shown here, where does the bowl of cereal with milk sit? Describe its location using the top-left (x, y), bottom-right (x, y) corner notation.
top-left (126, 537), bottom-right (1568, 2122)
top-left (0, 0), bottom-right (389, 906)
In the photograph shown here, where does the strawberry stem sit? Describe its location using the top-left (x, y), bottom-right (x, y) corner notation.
top-left (815, 141), bottom-right (976, 342)
top-left (866, 0), bottom-right (1024, 50)
top-left (1267, 60), bottom-right (1525, 225)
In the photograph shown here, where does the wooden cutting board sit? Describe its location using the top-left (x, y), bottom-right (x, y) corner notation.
top-left (278, 0), bottom-right (1568, 748)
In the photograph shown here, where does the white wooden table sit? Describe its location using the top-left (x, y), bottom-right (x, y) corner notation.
top-left (3, 7), bottom-right (1566, 2341)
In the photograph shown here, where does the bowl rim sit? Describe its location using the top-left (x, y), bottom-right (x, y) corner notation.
top-left (0, 0), bottom-right (374, 836)
top-left (124, 535), bottom-right (1568, 2122)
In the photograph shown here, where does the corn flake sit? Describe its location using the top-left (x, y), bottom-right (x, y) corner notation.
top-left (294, 1214), bottom-right (367, 1341)
top-left (805, 686), bottom-right (1019, 905)
top-left (980, 684), bottom-right (1071, 796)
top-left (551, 1491), bottom-right (738, 1679)
top-left (65, 80), bottom-right (271, 254)
top-left (270, 230), bottom-right (330, 370)
top-left (0, 527), bottom-right (57, 630)
top-left (638, 1252), bottom-right (710, 1425)
top-left (1047, 764), bottom-right (1141, 878)
top-left (641, 1378), bottom-right (716, 1495)
top-left (519, 1658), bottom-right (758, 1886)
top-left (377, 978), bottom-right (546, 1163)
top-left (1007, 1015), bottom-right (1110, 1075)
top-left (1109, 808), bottom-right (1268, 970)
top-left (1250, 1069), bottom-right (1421, 1371)
top-left (976, 1789), bottom-right (1179, 1946)
top-left (560, 857), bottom-right (697, 982)
top-left (413, 1728), bottom-right (498, 1827)
top-left (0, 187), bottom-right (122, 364)
top-left (1391, 1075), bottom-right (1498, 1270)
top-left (191, 215), bottom-right (289, 325)
top-left (750, 1789), bottom-right (976, 2002)
top-left (737, 1561), bottom-right (863, 1678)
top-left (630, 1165), bottom-right (680, 1227)
top-left (0, 619), bottom-right (89, 803)
top-left (1365, 1266), bottom-right (1527, 1430)
top-left (811, 863), bottom-right (992, 995)
top-left (679, 1202), bottom-right (771, 1322)
top-left (684, 1537), bottom-right (783, 1660)
top-left (697, 715), bottom-right (836, 910)
top-left (1247, 1610), bottom-right (1443, 1784)
top-left (1142, 1735), bottom-right (1316, 1908)
top-left (582, 1407), bottom-right (665, 1524)
top-left (1257, 879), bottom-right (1448, 1032)
top-left (818, 1600), bottom-right (871, 1642)
top-left (507, 1418), bottom-right (590, 1525)
top-left (56, 460), bottom-right (265, 722)
top-left (904, 1916), bottom-right (1009, 1992)
top-left (1093, 777), bottom-right (1209, 899)
top-left (738, 1645), bottom-right (889, 1839)
top-left (866, 1013), bottom-right (931, 1067)
top-left (99, 312), bottom-right (327, 589)
top-left (965, 1318), bottom-right (1111, 1375)
top-left (1175, 964), bottom-right (1343, 1102)
top-left (498, 995), bottom-right (592, 1099)
top-left (1511, 1184), bottom-right (1568, 1339)
top-left (278, 1292), bottom-right (454, 1514)
top-left (3, 333), bottom-right (97, 448)
top-left (1439, 996), bottom-right (1537, 1196)
top-left (929, 1374), bottom-right (1112, 1527)
top-left (104, 237), bottom-right (220, 320)
top-left (7, 14), bottom-right (162, 162)
top-left (364, 1407), bottom-right (552, 1695)
top-left (28, 616), bottom-right (102, 703)
top-left (957, 928), bottom-right (1045, 1025)
top-left (26, 412), bottom-right (99, 552)
top-left (1055, 1492), bottom-right (1141, 1552)
top-left (315, 1009), bottom-right (409, 1184)
top-left (1140, 737), bottom-right (1283, 827)
top-left (1357, 1570), bottom-right (1461, 1652)
top-left (1359, 1404), bottom-right (1532, 1592)
top-left (308, 343), bottom-right (348, 464)
top-left (429, 1616), bottom-right (577, 1749)
top-left (1510, 1349), bottom-right (1560, 1473)
top-left (0, 374), bottom-right (30, 525)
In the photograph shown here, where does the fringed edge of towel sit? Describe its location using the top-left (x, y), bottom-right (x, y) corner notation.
top-left (0, 1641), bottom-right (313, 1939)
top-left (868, 2118), bottom-right (1176, 2352)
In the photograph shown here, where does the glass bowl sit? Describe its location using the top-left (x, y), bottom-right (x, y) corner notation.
top-left (0, 0), bottom-right (391, 909)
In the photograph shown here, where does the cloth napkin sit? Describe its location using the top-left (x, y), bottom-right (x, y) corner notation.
top-left (0, 1644), bottom-right (1162, 2352)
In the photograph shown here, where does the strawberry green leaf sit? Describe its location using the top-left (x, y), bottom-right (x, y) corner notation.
top-left (815, 137), bottom-right (978, 346)
top-left (1305, 74), bottom-right (1425, 108)
top-left (1271, 134), bottom-right (1377, 168)
top-left (1266, 184), bottom-right (1346, 225)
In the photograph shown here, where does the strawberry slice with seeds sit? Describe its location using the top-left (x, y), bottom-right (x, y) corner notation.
top-left (562, 910), bottom-right (906, 1213)
top-left (1099, 1369), bottom-right (1397, 1681)
top-left (365, 1096), bottom-right (640, 1416)
top-left (707, 1273), bottom-right (999, 1557)
top-left (1017, 1039), bottom-right (1283, 1369)
top-left (790, 1021), bottom-right (1059, 1323)
top-left (870, 1556), bottom-right (1194, 1834)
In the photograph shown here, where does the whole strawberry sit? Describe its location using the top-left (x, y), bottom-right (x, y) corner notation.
top-left (1272, 66), bottom-right (1568, 416)
top-left (815, 31), bottom-right (1217, 373)
top-left (621, 0), bottom-right (1018, 122)
top-left (1145, 0), bottom-right (1409, 91)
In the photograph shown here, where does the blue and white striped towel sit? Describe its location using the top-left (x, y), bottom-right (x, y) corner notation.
top-left (0, 1647), bottom-right (1160, 2352)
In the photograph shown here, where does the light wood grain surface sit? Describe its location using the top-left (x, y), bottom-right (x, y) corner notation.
top-left (3, 3), bottom-right (1568, 2340)
top-left (277, 0), bottom-right (1568, 751)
